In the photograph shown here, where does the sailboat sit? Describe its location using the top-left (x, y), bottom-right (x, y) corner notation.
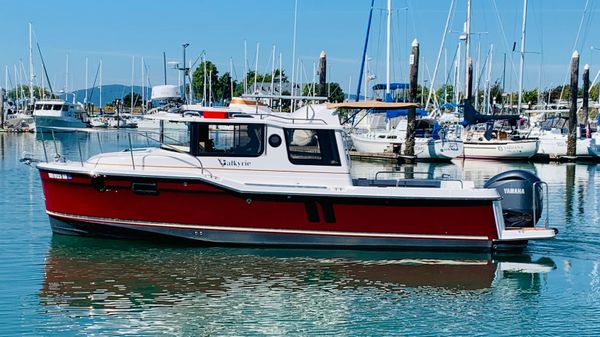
top-left (348, 1), bottom-right (463, 160)
top-left (460, 99), bottom-right (539, 159)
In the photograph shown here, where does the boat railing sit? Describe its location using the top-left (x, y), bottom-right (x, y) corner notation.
top-left (373, 170), bottom-right (464, 188)
top-left (37, 127), bottom-right (211, 177)
top-left (229, 111), bottom-right (330, 125)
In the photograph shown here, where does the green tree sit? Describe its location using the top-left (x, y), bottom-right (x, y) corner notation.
top-left (192, 60), bottom-right (219, 102)
top-left (522, 89), bottom-right (538, 105)
top-left (436, 84), bottom-right (454, 104)
top-left (216, 72), bottom-right (235, 102)
top-left (302, 82), bottom-right (345, 103)
top-left (590, 83), bottom-right (599, 101)
top-left (489, 81), bottom-right (503, 105)
top-left (7, 85), bottom-right (54, 100)
top-left (416, 85), bottom-right (429, 105)
top-left (244, 69), bottom-right (288, 93)
top-left (123, 92), bottom-right (142, 107)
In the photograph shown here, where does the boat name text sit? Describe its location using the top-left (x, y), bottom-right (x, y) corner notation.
top-left (218, 159), bottom-right (251, 168)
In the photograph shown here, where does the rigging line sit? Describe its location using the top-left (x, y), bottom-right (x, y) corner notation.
top-left (559, 0), bottom-right (591, 101)
top-left (491, 0), bottom-right (519, 91)
top-left (579, 1), bottom-right (595, 53)
top-left (476, 48), bottom-right (491, 92)
top-left (425, 0), bottom-right (455, 110)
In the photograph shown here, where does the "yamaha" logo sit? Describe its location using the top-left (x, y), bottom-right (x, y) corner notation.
top-left (503, 188), bottom-right (525, 194)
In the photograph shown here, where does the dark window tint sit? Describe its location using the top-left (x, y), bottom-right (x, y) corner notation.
top-left (284, 128), bottom-right (341, 166)
top-left (191, 123), bottom-right (264, 157)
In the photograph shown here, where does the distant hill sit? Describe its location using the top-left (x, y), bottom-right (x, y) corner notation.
top-left (70, 85), bottom-right (152, 106)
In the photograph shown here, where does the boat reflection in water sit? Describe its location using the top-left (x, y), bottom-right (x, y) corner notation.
top-left (41, 236), bottom-right (556, 315)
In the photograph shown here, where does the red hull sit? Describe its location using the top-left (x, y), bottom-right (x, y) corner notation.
top-left (39, 170), bottom-right (500, 249)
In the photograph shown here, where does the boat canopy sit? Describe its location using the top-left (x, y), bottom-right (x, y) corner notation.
top-left (462, 99), bottom-right (520, 126)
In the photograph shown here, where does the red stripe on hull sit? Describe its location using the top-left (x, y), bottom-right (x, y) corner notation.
top-left (39, 171), bottom-right (500, 240)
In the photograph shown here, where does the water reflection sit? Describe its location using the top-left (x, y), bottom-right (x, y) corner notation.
top-left (41, 236), bottom-right (555, 314)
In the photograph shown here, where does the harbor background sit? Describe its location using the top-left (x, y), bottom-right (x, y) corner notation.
top-left (1, 131), bottom-right (599, 336)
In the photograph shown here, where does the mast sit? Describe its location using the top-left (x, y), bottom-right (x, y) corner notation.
top-left (385, 0), bottom-right (391, 101)
top-left (182, 43), bottom-right (189, 104)
top-left (141, 56), bottom-right (145, 111)
top-left (203, 55), bottom-right (207, 104)
top-left (464, 0), bottom-right (471, 99)
top-left (99, 59), bottom-right (103, 111)
top-left (244, 40), bottom-right (248, 93)
top-left (279, 52), bottom-right (283, 111)
top-left (270, 45), bottom-right (276, 95)
top-left (517, 0), bottom-right (527, 112)
top-left (85, 57), bottom-right (88, 108)
top-left (163, 52), bottom-right (167, 85)
top-left (356, 0), bottom-right (375, 102)
top-left (28, 23), bottom-right (34, 104)
top-left (291, 0), bottom-right (298, 97)
top-left (229, 57), bottom-right (234, 99)
top-left (65, 54), bottom-right (69, 101)
top-left (131, 56), bottom-right (135, 112)
top-left (426, 0), bottom-right (455, 109)
top-left (254, 42), bottom-right (259, 93)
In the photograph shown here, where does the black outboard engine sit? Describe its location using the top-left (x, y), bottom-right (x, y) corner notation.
top-left (484, 170), bottom-right (543, 228)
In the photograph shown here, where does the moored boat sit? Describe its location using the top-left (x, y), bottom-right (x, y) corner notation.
top-left (461, 99), bottom-right (539, 160)
top-left (32, 103), bottom-right (556, 251)
top-left (341, 101), bottom-right (464, 160)
top-left (33, 99), bottom-right (88, 132)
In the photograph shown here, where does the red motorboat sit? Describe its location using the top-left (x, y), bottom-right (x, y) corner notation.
top-left (34, 102), bottom-right (557, 251)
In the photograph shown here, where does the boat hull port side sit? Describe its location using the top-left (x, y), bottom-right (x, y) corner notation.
top-left (41, 170), bottom-right (500, 250)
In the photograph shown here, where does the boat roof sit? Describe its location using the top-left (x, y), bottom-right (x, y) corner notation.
top-left (327, 100), bottom-right (418, 110)
top-left (145, 110), bottom-right (344, 130)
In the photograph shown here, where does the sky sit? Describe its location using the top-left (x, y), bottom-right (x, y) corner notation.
top-left (1, 0), bottom-right (599, 97)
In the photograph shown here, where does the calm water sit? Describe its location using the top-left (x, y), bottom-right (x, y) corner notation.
top-left (1, 131), bottom-right (600, 336)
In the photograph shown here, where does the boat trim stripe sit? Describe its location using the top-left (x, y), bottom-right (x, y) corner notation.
top-left (47, 211), bottom-right (490, 241)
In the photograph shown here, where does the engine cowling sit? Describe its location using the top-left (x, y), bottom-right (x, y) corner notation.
top-left (484, 170), bottom-right (543, 228)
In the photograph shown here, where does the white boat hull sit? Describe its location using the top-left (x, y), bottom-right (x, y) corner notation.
top-left (351, 134), bottom-right (463, 160)
top-left (538, 136), bottom-right (592, 157)
top-left (462, 139), bottom-right (539, 159)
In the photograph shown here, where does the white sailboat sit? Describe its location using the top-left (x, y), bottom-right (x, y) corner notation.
top-left (349, 1), bottom-right (461, 160)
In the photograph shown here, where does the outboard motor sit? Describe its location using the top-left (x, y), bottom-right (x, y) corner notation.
top-left (484, 170), bottom-right (543, 228)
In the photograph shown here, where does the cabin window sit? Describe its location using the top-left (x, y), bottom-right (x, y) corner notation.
top-left (43, 104), bottom-right (52, 110)
top-left (35, 104), bottom-right (42, 110)
top-left (283, 128), bottom-right (341, 166)
top-left (190, 123), bottom-right (264, 157)
top-left (52, 105), bottom-right (62, 110)
top-left (61, 105), bottom-right (69, 112)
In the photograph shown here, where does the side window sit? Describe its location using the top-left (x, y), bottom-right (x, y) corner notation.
top-left (191, 123), bottom-right (264, 157)
top-left (283, 128), bottom-right (341, 166)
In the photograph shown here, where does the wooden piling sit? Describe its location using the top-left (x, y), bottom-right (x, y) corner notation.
top-left (583, 64), bottom-right (590, 137)
top-left (319, 51), bottom-right (327, 98)
top-left (404, 39), bottom-right (419, 159)
top-left (567, 51), bottom-right (579, 157)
